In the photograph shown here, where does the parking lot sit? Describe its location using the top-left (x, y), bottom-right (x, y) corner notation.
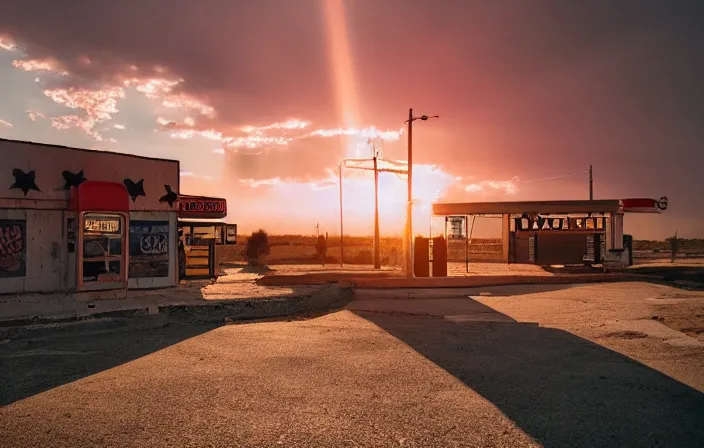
top-left (1, 281), bottom-right (703, 447)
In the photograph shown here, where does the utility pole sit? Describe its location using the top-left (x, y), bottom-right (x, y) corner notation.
top-left (315, 223), bottom-right (319, 238)
top-left (338, 162), bottom-right (344, 267)
top-left (403, 108), bottom-right (439, 279)
top-left (406, 108), bottom-right (414, 278)
top-left (373, 144), bottom-right (381, 269)
top-left (589, 165), bottom-right (593, 200)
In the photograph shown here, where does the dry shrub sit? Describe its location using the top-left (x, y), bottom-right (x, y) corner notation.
top-left (244, 229), bottom-right (271, 266)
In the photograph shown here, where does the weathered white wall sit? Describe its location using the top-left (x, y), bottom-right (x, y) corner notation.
top-left (0, 209), bottom-right (65, 294)
top-left (127, 211), bottom-right (178, 289)
top-left (0, 139), bottom-right (181, 294)
top-left (0, 139), bottom-right (179, 211)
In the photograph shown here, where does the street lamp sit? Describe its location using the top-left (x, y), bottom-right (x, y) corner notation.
top-left (404, 108), bottom-right (439, 279)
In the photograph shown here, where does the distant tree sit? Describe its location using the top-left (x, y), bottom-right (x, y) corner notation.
top-left (245, 229), bottom-right (271, 266)
top-left (667, 231), bottom-right (679, 263)
top-left (315, 234), bottom-right (328, 266)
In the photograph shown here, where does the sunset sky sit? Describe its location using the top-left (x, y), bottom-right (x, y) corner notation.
top-left (0, 0), bottom-right (702, 239)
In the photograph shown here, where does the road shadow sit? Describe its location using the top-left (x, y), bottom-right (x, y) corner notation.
top-left (629, 265), bottom-right (704, 284)
top-left (353, 306), bottom-right (704, 447)
top-left (0, 316), bottom-right (220, 406)
top-left (0, 283), bottom-right (354, 407)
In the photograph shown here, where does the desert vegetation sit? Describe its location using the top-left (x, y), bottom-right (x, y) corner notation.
top-left (244, 229), bottom-right (271, 266)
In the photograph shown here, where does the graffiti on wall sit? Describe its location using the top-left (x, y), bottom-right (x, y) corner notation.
top-left (129, 220), bottom-right (169, 278)
top-left (0, 220), bottom-right (27, 278)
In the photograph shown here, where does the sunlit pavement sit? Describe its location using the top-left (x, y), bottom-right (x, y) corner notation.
top-left (1, 282), bottom-right (703, 447)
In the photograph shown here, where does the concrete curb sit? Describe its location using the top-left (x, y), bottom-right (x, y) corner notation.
top-left (349, 273), bottom-right (659, 289)
top-left (0, 284), bottom-right (353, 327)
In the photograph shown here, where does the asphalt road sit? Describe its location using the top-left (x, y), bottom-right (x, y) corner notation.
top-left (2, 282), bottom-right (703, 447)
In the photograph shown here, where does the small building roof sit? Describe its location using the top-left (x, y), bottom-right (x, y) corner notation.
top-left (0, 137), bottom-right (180, 164)
top-left (432, 200), bottom-right (622, 216)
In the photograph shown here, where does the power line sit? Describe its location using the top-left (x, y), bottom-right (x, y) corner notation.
top-left (518, 171), bottom-right (587, 184)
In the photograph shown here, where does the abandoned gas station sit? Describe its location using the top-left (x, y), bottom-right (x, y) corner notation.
top-left (416, 197), bottom-right (668, 277)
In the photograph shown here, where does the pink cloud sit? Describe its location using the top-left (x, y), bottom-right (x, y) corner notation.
top-left (0, 35), bottom-right (16, 52)
top-left (26, 110), bottom-right (46, 121)
top-left (41, 86), bottom-right (125, 141)
top-left (12, 58), bottom-right (68, 75)
top-left (463, 177), bottom-right (520, 195)
top-left (0, 119), bottom-right (13, 128)
top-left (124, 77), bottom-right (214, 117)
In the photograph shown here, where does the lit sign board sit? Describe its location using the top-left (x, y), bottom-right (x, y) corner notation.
top-left (84, 219), bottom-right (121, 233)
top-left (177, 195), bottom-right (227, 219)
top-left (226, 224), bottom-right (237, 244)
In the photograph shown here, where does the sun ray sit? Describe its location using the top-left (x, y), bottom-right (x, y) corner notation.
top-left (322, 0), bottom-right (362, 157)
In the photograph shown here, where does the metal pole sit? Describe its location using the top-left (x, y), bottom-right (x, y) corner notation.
top-left (339, 161), bottom-right (344, 267)
top-left (406, 108), bottom-right (414, 278)
top-left (465, 215), bottom-right (469, 273)
top-left (373, 153), bottom-right (381, 269)
top-left (589, 165), bottom-right (593, 200)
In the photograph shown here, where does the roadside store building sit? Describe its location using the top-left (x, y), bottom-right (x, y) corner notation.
top-left (427, 198), bottom-right (668, 275)
top-left (0, 138), bottom-right (183, 294)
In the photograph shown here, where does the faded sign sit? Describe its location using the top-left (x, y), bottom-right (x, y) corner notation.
top-left (85, 218), bottom-right (120, 234)
top-left (0, 220), bottom-right (26, 278)
top-left (129, 221), bottom-right (170, 278)
top-left (226, 224), bottom-right (237, 244)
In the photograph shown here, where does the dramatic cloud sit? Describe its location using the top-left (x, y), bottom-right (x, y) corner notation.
top-left (0, 0), bottom-right (702, 237)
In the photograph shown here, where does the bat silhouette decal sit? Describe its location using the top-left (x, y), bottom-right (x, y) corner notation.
top-left (60, 170), bottom-right (87, 190)
top-left (123, 178), bottom-right (146, 202)
top-left (159, 184), bottom-right (178, 207)
top-left (10, 169), bottom-right (41, 196)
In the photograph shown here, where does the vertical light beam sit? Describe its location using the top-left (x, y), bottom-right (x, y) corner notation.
top-left (322, 0), bottom-right (361, 156)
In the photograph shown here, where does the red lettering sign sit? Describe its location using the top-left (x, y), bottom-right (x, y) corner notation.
top-left (177, 195), bottom-right (227, 219)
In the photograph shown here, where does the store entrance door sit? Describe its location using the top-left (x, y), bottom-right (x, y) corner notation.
top-left (78, 212), bottom-right (128, 290)
top-left (179, 236), bottom-right (216, 280)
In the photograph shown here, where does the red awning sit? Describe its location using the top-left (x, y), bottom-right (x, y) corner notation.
top-left (71, 181), bottom-right (130, 212)
top-left (621, 197), bottom-right (668, 214)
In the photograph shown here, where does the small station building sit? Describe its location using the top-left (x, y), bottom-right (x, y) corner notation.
top-left (423, 198), bottom-right (668, 275)
top-left (0, 138), bottom-right (235, 295)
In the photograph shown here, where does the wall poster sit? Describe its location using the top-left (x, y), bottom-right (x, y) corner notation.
top-left (129, 220), bottom-right (170, 278)
top-left (0, 220), bottom-right (27, 278)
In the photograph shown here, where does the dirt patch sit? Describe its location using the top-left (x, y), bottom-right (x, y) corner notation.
top-left (239, 264), bottom-right (274, 274)
top-left (653, 315), bottom-right (704, 341)
top-left (603, 330), bottom-right (649, 340)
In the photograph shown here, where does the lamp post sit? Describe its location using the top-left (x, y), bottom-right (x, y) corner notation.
top-left (404, 108), bottom-right (439, 278)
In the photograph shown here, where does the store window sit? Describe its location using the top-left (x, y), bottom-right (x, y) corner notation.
top-left (82, 213), bottom-right (125, 283)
